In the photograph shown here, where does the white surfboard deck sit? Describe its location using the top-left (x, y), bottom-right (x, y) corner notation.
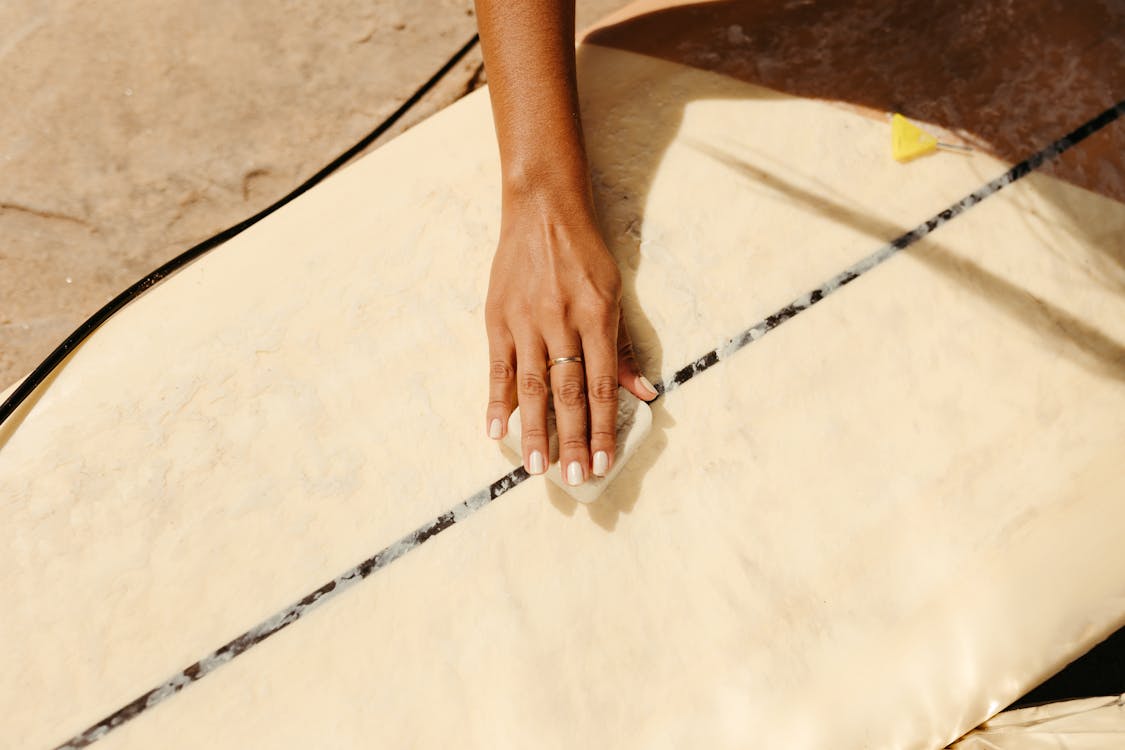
top-left (2, 42), bottom-right (1124, 749)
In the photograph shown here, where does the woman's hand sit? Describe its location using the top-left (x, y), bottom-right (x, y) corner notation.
top-left (485, 191), bottom-right (657, 485)
top-left (473, 0), bottom-right (655, 484)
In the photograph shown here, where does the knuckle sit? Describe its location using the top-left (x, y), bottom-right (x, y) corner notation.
top-left (589, 375), bottom-right (618, 403)
top-left (590, 294), bottom-right (617, 320)
top-left (487, 399), bottom-right (511, 411)
top-left (522, 427), bottom-right (548, 442)
top-left (589, 429), bottom-right (616, 443)
top-left (489, 359), bottom-right (515, 383)
top-left (518, 374), bottom-right (548, 397)
top-left (554, 379), bottom-right (586, 408)
top-left (560, 437), bottom-right (588, 452)
top-left (488, 359), bottom-right (515, 384)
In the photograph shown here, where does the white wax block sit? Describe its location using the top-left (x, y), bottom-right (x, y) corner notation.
top-left (500, 388), bottom-right (653, 503)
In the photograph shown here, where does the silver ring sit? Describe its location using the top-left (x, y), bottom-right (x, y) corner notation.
top-left (547, 355), bottom-right (584, 369)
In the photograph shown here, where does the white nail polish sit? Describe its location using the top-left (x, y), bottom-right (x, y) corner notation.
top-left (638, 375), bottom-right (659, 398)
top-left (593, 451), bottom-right (609, 476)
top-left (488, 418), bottom-right (502, 439)
top-left (567, 461), bottom-right (584, 486)
top-left (528, 451), bottom-right (545, 475)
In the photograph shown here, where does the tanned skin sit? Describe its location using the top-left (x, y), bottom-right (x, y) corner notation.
top-left (474, 0), bottom-right (658, 487)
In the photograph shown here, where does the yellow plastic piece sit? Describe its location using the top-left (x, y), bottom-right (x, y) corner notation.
top-left (891, 113), bottom-right (939, 162)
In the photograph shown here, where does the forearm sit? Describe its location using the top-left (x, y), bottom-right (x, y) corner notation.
top-left (474, 0), bottom-right (591, 211)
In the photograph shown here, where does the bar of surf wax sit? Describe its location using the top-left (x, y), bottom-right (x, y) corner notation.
top-left (500, 388), bottom-right (653, 503)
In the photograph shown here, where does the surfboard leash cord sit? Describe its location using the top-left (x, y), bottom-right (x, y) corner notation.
top-left (0, 33), bottom-right (482, 429)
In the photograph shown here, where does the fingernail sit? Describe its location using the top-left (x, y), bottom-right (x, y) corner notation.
top-left (638, 375), bottom-right (659, 399)
top-left (593, 451), bottom-right (609, 476)
top-left (566, 461), bottom-right (584, 486)
top-left (528, 451), bottom-right (545, 475)
top-left (488, 418), bottom-right (502, 439)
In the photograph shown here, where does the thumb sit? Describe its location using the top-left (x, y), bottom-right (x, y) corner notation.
top-left (617, 312), bottom-right (660, 402)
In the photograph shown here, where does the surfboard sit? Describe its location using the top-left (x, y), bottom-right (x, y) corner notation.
top-left (3, 6), bottom-right (1124, 748)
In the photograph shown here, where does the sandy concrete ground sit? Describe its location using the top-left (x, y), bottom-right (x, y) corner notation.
top-left (0, 0), bottom-right (625, 389)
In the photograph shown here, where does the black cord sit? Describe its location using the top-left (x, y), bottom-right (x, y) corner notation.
top-left (0, 33), bottom-right (481, 428)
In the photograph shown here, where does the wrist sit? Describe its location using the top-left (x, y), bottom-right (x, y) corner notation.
top-left (501, 162), bottom-right (594, 218)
